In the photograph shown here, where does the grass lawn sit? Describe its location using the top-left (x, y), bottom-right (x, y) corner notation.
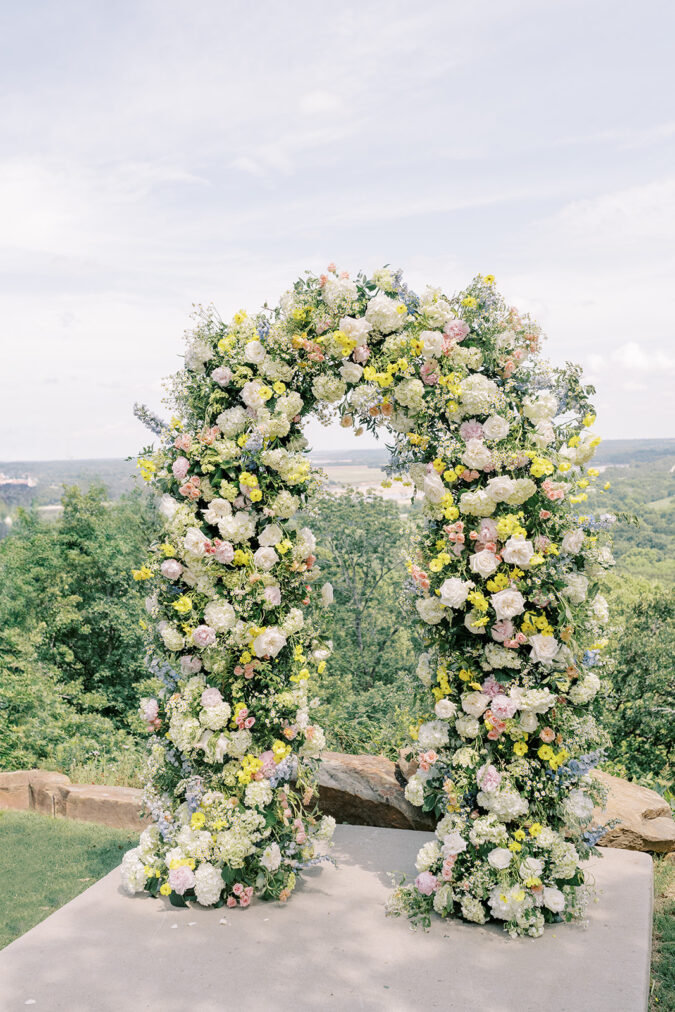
top-left (0, 809), bottom-right (138, 949)
top-left (651, 858), bottom-right (675, 1010)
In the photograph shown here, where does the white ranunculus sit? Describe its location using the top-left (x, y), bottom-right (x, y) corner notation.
top-left (252, 626), bottom-right (287, 658)
top-left (340, 361), bottom-right (363, 384)
top-left (488, 847), bottom-right (512, 870)
top-left (439, 577), bottom-right (473, 608)
top-left (434, 698), bottom-right (458, 719)
top-left (490, 588), bottom-right (525, 621)
top-left (420, 329), bottom-right (444, 359)
top-left (462, 439), bottom-right (493, 471)
top-left (482, 414), bottom-right (510, 441)
top-left (561, 529), bottom-right (584, 555)
top-left (423, 469), bottom-right (446, 503)
top-left (469, 549), bottom-right (500, 579)
top-left (529, 634), bottom-right (560, 665)
top-left (244, 340), bottom-right (266, 364)
top-left (563, 572), bottom-right (589, 605)
top-left (416, 597), bottom-right (446, 625)
top-left (253, 546), bottom-right (279, 571)
top-left (203, 601), bottom-right (236, 632)
top-left (461, 691), bottom-right (490, 718)
top-left (501, 535), bottom-right (535, 567)
top-left (485, 475), bottom-right (516, 502)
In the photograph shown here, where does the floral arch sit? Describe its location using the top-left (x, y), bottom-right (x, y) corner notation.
top-left (121, 265), bottom-right (614, 938)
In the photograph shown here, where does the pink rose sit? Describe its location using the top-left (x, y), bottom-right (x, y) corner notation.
top-left (172, 456), bottom-right (190, 481)
top-left (214, 541), bottom-right (234, 564)
top-left (491, 619), bottom-right (514, 643)
top-left (481, 675), bottom-right (502, 699)
top-left (201, 687), bottom-right (223, 708)
top-left (226, 896), bottom-right (237, 908)
top-left (477, 763), bottom-right (502, 791)
top-left (192, 625), bottom-right (216, 648)
top-left (441, 856), bottom-right (457, 880)
top-left (420, 360), bottom-right (440, 385)
top-left (263, 585), bottom-right (282, 606)
top-left (160, 559), bottom-right (183, 581)
top-left (233, 883), bottom-right (244, 897)
top-left (415, 872), bottom-right (438, 896)
top-left (168, 865), bottom-right (195, 895)
top-left (212, 366), bottom-right (233, 387)
top-left (490, 694), bottom-right (518, 720)
top-left (444, 319), bottom-right (469, 342)
top-left (260, 751), bottom-right (276, 777)
top-left (353, 345), bottom-right (370, 363)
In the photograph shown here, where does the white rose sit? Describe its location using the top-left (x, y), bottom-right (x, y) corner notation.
top-left (462, 439), bottom-right (493, 471)
top-left (423, 470), bottom-right (446, 503)
top-left (340, 361), bottom-right (363, 384)
top-left (420, 329), bottom-right (444, 359)
top-left (441, 832), bottom-right (467, 856)
top-left (184, 527), bottom-right (208, 557)
top-left (529, 634), bottom-right (560, 665)
top-left (253, 546), bottom-right (279, 571)
top-left (260, 842), bottom-right (282, 872)
top-left (482, 415), bottom-right (510, 441)
top-left (244, 340), bottom-right (266, 364)
top-left (416, 597), bottom-right (446, 625)
top-left (469, 550), bottom-right (500, 579)
top-left (339, 315), bottom-right (372, 345)
top-left (461, 691), bottom-right (490, 718)
top-left (159, 494), bottom-right (180, 519)
top-left (439, 577), bottom-right (473, 608)
top-left (563, 572), bottom-right (589, 604)
top-left (252, 626), bottom-right (287, 658)
top-left (490, 588), bottom-right (525, 621)
top-left (259, 524), bottom-right (283, 547)
top-left (543, 887), bottom-right (565, 913)
top-left (488, 848), bottom-right (512, 870)
top-left (533, 421), bottom-right (555, 448)
top-left (203, 601), bottom-right (236, 632)
top-left (501, 536), bottom-right (535, 567)
top-left (561, 529), bottom-right (584, 555)
top-left (434, 698), bottom-right (458, 719)
top-left (485, 475), bottom-right (516, 502)
top-left (240, 379), bottom-right (267, 410)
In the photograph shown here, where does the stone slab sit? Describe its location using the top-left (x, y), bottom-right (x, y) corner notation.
top-left (0, 826), bottom-right (652, 1012)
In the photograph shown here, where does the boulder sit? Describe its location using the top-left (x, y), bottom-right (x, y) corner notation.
top-left (62, 784), bottom-right (146, 832)
top-left (592, 770), bottom-right (675, 853)
top-left (0, 769), bottom-right (70, 813)
top-left (316, 752), bottom-right (434, 831)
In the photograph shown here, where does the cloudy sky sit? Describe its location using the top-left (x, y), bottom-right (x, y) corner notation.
top-left (1, 0), bottom-right (674, 460)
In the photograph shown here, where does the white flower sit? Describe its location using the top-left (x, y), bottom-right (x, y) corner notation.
top-left (416, 597), bottom-right (446, 625)
top-left (252, 626), bottom-right (287, 658)
top-left (160, 625), bottom-right (184, 652)
top-left (200, 701), bottom-right (231, 730)
top-left (244, 780), bottom-right (273, 808)
top-left (202, 499), bottom-right (233, 526)
top-left (569, 673), bottom-right (601, 704)
top-left (419, 329), bottom-right (444, 359)
top-left (321, 582), bottom-right (334, 607)
top-left (416, 653), bottom-right (433, 687)
top-left (543, 887), bottom-right (565, 913)
top-left (217, 511), bottom-right (256, 544)
top-left (434, 698), bottom-right (458, 719)
top-left (533, 421), bottom-right (555, 448)
top-left (339, 315), bottom-right (372, 345)
top-left (529, 634), bottom-right (560, 665)
top-left (459, 374), bottom-right (499, 415)
top-left (340, 361), bottom-right (363, 384)
top-left (462, 439), bottom-right (493, 471)
top-left (417, 719), bottom-right (450, 749)
top-left (260, 842), bottom-right (282, 872)
top-left (490, 588), bottom-right (525, 621)
top-left (501, 536), bottom-right (535, 567)
top-left (244, 340), bottom-right (266, 364)
top-left (488, 848), bottom-right (512, 870)
top-left (506, 478), bottom-right (538, 507)
top-left (259, 524), bottom-right (283, 547)
top-left (441, 832), bottom-right (467, 857)
top-left (469, 549), bottom-right (500, 579)
top-left (459, 489), bottom-right (496, 517)
top-left (395, 377), bottom-right (426, 412)
top-left (194, 863), bottom-right (224, 906)
top-left (416, 840), bottom-right (441, 871)
top-left (423, 469), bottom-right (446, 503)
top-left (217, 405), bottom-right (249, 437)
top-left (464, 610), bottom-right (487, 635)
top-left (184, 527), bottom-right (208, 557)
top-left (523, 391), bottom-right (558, 424)
top-left (120, 849), bottom-right (147, 893)
top-left (519, 856), bottom-right (544, 880)
top-left (405, 775), bottom-right (425, 807)
top-left (486, 475), bottom-right (516, 502)
top-left (561, 529), bottom-right (584, 555)
top-left (159, 494), bottom-right (180, 519)
top-left (455, 715), bottom-right (480, 738)
top-left (461, 691), bottom-right (490, 718)
top-left (312, 374), bottom-right (346, 403)
top-left (489, 884), bottom-right (527, 920)
top-left (563, 572), bottom-right (589, 604)
top-left (203, 601), bottom-right (236, 632)
top-left (241, 379), bottom-right (268, 411)
top-left (591, 594), bottom-right (609, 624)
top-left (323, 275), bottom-right (358, 309)
top-left (482, 415), bottom-right (510, 441)
top-left (565, 789), bottom-right (594, 823)
top-left (253, 546), bottom-right (279, 571)
top-left (365, 292), bottom-right (406, 333)
top-left (439, 577), bottom-right (473, 608)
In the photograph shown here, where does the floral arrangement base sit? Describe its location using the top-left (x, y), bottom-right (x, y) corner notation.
top-left (1, 826), bottom-right (653, 1012)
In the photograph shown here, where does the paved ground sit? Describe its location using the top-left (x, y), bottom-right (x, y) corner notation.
top-left (0, 825), bottom-right (653, 1012)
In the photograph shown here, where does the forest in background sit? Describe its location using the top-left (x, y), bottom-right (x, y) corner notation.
top-left (0, 440), bottom-right (673, 802)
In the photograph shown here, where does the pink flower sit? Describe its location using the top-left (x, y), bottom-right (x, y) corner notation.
top-left (444, 319), bottom-right (470, 341)
top-left (233, 883), bottom-right (244, 897)
top-left (460, 420), bottom-right (484, 441)
top-left (534, 535), bottom-right (550, 552)
top-left (212, 366), bottom-right (233, 387)
top-left (179, 478), bottom-right (201, 500)
top-left (477, 763), bottom-right (502, 792)
top-left (180, 655), bottom-right (202, 674)
top-left (418, 750), bottom-right (438, 771)
top-left (481, 675), bottom-right (502, 699)
top-left (491, 619), bottom-right (514, 643)
top-left (168, 865), bottom-right (195, 895)
top-left (353, 345), bottom-right (370, 363)
top-left (415, 872), bottom-right (438, 896)
top-left (172, 456), bottom-right (190, 481)
top-left (540, 727), bottom-right (556, 743)
top-left (160, 559), bottom-right (183, 581)
top-left (226, 896), bottom-right (237, 908)
top-left (201, 687), bottom-right (223, 708)
top-left (441, 856), bottom-right (457, 880)
top-left (540, 509), bottom-right (552, 520)
top-left (141, 698), bottom-right (158, 722)
top-left (263, 585), bottom-right (282, 606)
top-left (214, 540), bottom-right (234, 564)
top-left (192, 625), bottom-right (216, 648)
top-left (490, 694), bottom-right (518, 720)
top-left (327, 262), bottom-right (337, 273)
top-left (420, 360), bottom-right (440, 385)
top-left (174, 434), bottom-right (192, 451)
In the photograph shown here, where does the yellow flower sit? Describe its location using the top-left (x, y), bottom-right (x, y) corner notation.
top-left (249, 489), bottom-right (262, 502)
top-left (529, 823), bottom-right (542, 837)
top-left (191, 811), bottom-right (206, 829)
top-left (233, 550), bottom-right (248, 566)
top-left (132, 566), bottom-right (153, 581)
top-left (583, 413), bottom-right (595, 427)
top-left (172, 596), bottom-right (193, 614)
top-left (462, 296), bottom-right (477, 308)
top-left (514, 829), bottom-right (526, 841)
top-left (160, 883), bottom-right (171, 896)
top-left (513, 741), bottom-right (528, 756)
top-left (538, 745), bottom-right (554, 761)
top-left (233, 310), bottom-right (248, 324)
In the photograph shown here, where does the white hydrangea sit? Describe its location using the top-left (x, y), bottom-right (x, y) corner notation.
top-left (194, 862), bottom-right (223, 906)
top-left (323, 275), bottom-right (358, 309)
top-left (415, 840), bottom-right (441, 871)
top-left (459, 374), bottom-right (499, 415)
top-left (216, 406), bottom-right (249, 437)
top-left (477, 787), bottom-right (529, 821)
top-left (244, 780), bottom-right (274, 809)
top-left (416, 596), bottom-right (446, 625)
top-left (218, 511), bottom-right (256, 544)
top-left (395, 377), bottom-right (426, 412)
top-left (203, 601), bottom-right (236, 632)
top-left (365, 292), bottom-right (407, 333)
top-left (120, 849), bottom-right (147, 894)
top-left (312, 374), bottom-right (347, 403)
top-left (404, 774), bottom-right (425, 807)
top-left (417, 719), bottom-right (450, 749)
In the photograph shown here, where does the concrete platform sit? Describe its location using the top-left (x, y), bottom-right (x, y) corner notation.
top-left (0, 826), bottom-right (652, 1012)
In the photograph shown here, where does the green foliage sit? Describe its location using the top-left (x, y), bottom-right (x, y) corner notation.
top-left (599, 575), bottom-right (675, 795)
top-left (0, 485), bottom-right (159, 724)
top-left (651, 859), bottom-right (675, 1011)
top-left (0, 810), bottom-right (137, 949)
